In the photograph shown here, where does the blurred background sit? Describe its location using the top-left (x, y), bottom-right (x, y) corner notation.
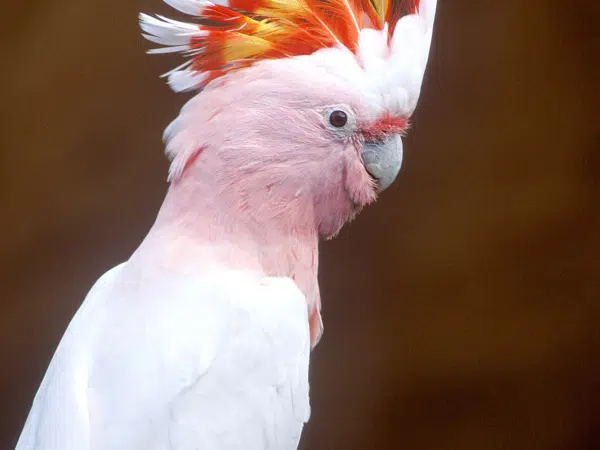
top-left (1, 0), bottom-right (599, 448)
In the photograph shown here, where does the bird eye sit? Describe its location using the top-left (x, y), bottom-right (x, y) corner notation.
top-left (329, 110), bottom-right (348, 128)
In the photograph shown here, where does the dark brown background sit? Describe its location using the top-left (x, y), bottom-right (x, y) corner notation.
top-left (1, 0), bottom-right (599, 448)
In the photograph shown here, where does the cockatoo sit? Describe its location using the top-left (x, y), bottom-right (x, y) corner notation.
top-left (15, 0), bottom-right (437, 448)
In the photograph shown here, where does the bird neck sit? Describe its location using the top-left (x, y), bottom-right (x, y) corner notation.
top-left (143, 168), bottom-right (323, 345)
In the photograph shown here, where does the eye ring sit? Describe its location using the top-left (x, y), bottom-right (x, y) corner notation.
top-left (329, 110), bottom-right (348, 128)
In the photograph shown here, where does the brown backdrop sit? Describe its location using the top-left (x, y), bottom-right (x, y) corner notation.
top-left (1, 0), bottom-right (599, 449)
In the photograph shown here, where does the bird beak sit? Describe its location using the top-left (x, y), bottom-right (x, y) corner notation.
top-left (360, 134), bottom-right (403, 193)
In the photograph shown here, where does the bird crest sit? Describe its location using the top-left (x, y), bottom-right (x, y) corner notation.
top-left (141, 0), bottom-right (431, 92)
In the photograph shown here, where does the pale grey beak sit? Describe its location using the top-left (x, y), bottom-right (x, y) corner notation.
top-left (360, 135), bottom-right (403, 193)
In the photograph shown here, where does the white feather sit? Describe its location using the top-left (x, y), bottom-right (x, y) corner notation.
top-left (157, 14), bottom-right (202, 30)
top-left (140, 13), bottom-right (205, 46)
top-left (146, 43), bottom-right (191, 54)
top-left (164, 0), bottom-right (213, 15)
top-left (357, 0), bottom-right (439, 116)
top-left (16, 266), bottom-right (310, 450)
top-left (419, 0), bottom-right (438, 32)
top-left (168, 69), bottom-right (209, 94)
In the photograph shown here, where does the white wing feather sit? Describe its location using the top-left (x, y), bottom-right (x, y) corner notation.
top-left (16, 265), bottom-right (310, 450)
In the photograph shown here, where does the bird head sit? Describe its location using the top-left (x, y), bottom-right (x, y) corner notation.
top-left (141, 0), bottom-right (437, 238)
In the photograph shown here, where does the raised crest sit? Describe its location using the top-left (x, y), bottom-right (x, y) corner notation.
top-left (140, 0), bottom-right (426, 92)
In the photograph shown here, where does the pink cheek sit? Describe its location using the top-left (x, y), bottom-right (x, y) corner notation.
top-left (344, 150), bottom-right (377, 207)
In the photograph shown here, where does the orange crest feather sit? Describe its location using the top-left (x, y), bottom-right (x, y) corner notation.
top-left (141, 0), bottom-right (421, 91)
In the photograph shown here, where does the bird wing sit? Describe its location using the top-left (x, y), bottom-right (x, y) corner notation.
top-left (16, 265), bottom-right (310, 450)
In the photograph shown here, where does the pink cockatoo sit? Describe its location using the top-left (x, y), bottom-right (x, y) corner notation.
top-left (15, 0), bottom-right (437, 448)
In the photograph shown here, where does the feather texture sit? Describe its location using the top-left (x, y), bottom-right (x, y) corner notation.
top-left (140, 0), bottom-right (429, 91)
top-left (16, 265), bottom-right (310, 450)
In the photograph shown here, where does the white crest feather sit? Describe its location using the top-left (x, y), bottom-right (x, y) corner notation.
top-left (167, 70), bottom-right (210, 94)
top-left (163, 0), bottom-right (213, 15)
top-left (382, 0), bottom-right (438, 115)
top-left (140, 13), bottom-right (205, 48)
top-left (140, 0), bottom-right (438, 112)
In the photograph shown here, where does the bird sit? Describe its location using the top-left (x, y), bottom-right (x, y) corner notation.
top-left (15, 0), bottom-right (437, 448)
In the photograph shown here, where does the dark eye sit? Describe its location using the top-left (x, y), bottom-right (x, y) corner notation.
top-left (329, 110), bottom-right (348, 128)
